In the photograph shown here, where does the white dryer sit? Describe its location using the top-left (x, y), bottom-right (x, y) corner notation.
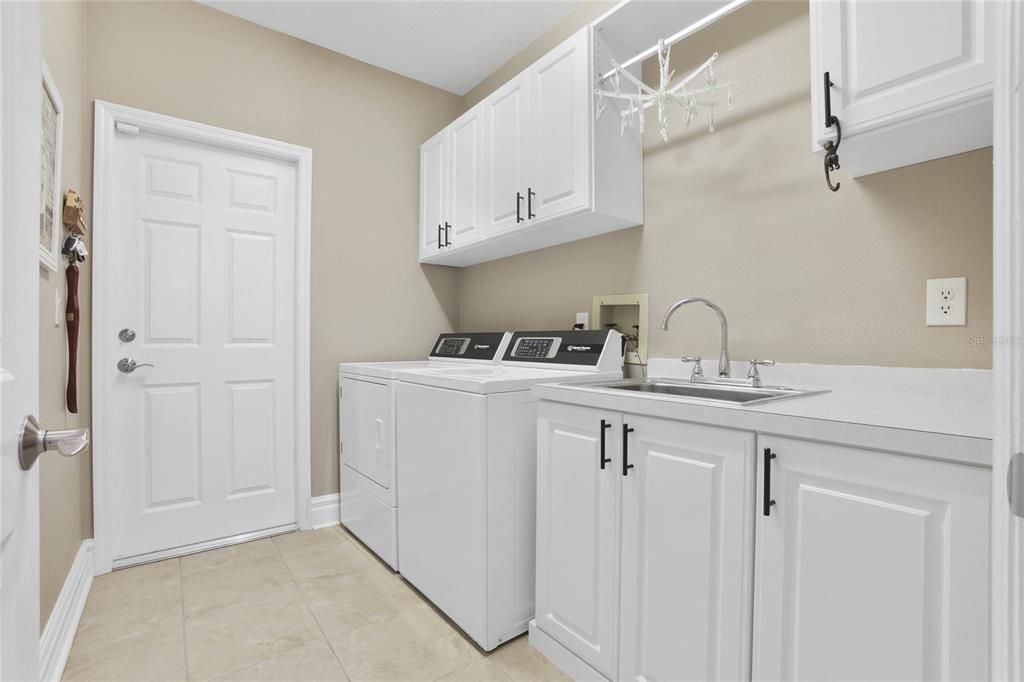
top-left (338, 332), bottom-right (511, 569)
top-left (395, 330), bottom-right (623, 650)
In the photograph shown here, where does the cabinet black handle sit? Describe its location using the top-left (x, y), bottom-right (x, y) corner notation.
top-left (527, 187), bottom-right (536, 219)
top-left (599, 419), bottom-right (612, 470)
top-left (444, 222), bottom-right (452, 246)
top-left (763, 447), bottom-right (777, 516)
top-left (437, 224), bottom-right (443, 249)
top-left (622, 424), bottom-right (635, 476)
top-left (516, 192), bottom-right (524, 223)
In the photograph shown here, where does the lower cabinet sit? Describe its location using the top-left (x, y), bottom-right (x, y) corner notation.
top-left (535, 402), bottom-right (756, 681)
top-left (753, 436), bottom-right (990, 682)
top-left (535, 401), bottom-right (992, 682)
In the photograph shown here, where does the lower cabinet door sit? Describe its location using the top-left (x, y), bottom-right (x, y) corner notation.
top-left (618, 416), bottom-right (757, 682)
top-left (535, 402), bottom-right (622, 679)
top-left (753, 436), bottom-right (990, 682)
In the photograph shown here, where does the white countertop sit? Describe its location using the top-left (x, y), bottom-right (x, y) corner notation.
top-left (534, 360), bottom-right (992, 467)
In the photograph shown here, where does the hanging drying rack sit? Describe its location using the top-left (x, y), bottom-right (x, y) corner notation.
top-left (593, 0), bottom-right (744, 141)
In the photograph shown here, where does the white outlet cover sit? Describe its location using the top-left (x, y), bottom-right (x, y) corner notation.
top-left (575, 312), bottom-right (590, 329)
top-left (926, 276), bottom-right (967, 326)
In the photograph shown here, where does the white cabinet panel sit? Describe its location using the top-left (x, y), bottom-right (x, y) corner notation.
top-left (528, 26), bottom-right (591, 222)
top-left (753, 436), bottom-right (990, 682)
top-left (811, 0), bottom-right (993, 176)
top-left (448, 105), bottom-right (485, 248)
top-left (619, 417), bottom-right (756, 682)
top-left (485, 74), bottom-right (529, 237)
top-left (419, 128), bottom-right (447, 258)
top-left (535, 402), bottom-right (621, 679)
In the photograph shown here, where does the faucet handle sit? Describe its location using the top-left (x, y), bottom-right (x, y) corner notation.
top-left (747, 359), bottom-right (775, 387)
top-left (681, 356), bottom-right (704, 381)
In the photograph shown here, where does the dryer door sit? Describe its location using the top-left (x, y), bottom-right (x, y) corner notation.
top-left (340, 376), bottom-right (392, 493)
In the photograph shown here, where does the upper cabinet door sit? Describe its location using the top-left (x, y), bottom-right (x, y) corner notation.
top-left (484, 73), bottom-right (529, 236)
top-left (753, 436), bottom-right (990, 682)
top-left (448, 104), bottom-right (486, 249)
top-left (618, 417), bottom-right (756, 682)
top-left (528, 27), bottom-right (591, 222)
top-left (419, 128), bottom-right (447, 258)
top-left (812, 0), bottom-right (994, 144)
top-left (535, 402), bottom-right (622, 680)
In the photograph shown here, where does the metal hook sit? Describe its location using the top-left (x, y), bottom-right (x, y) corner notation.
top-left (823, 117), bottom-right (842, 192)
top-left (822, 72), bottom-right (842, 192)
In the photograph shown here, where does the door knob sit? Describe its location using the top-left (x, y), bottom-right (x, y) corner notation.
top-left (117, 357), bottom-right (154, 373)
top-left (18, 415), bottom-right (89, 470)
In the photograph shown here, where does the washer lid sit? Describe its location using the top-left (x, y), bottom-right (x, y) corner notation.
top-left (395, 365), bottom-right (623, 394)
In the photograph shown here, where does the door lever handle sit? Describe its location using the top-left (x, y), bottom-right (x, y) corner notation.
top-left (1009, 452), bottom-right (1024, 518)
top-left (117, 357), bottom-right (155, 373)
top-left (18, 415), bottom-right (89, 470)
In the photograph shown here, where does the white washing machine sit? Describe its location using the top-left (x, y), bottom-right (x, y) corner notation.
top-left (338, 332), bottom-right (511, 569)
top-left (395, 330), bottom-right (624, 650)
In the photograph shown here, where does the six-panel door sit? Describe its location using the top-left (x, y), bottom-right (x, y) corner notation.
top-left (619, 416), bottom-right (756, 682)
top-left (535, 402), bottom-right (622, 679)
top-left (528, 26), bottom-right (591, 222)
top-left (812, 0), bottom-right (994, 144)
top-left (419, 128), bottom-right (447, 258)
top-left (484, 73), bottom-right (530, 236)
top-left (753, 436), bottom-right (990, 681)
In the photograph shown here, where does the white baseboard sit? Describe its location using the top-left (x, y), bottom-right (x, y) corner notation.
top-left (310, 493), bottom-right (340, 529)
top-left (41, 540), bottom-right (94, 682)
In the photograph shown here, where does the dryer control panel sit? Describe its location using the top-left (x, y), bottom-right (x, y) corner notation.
top-left (503, 330), bottom-right (623, 370)
top-left (429, 332), bottom-right (510, 361)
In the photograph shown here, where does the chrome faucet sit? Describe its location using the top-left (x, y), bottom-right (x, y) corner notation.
top-left (659, 298), bottom-right (731, 378)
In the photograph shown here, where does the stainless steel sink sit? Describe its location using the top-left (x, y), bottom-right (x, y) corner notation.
top-left (591, 378), bottom-right (829, 406)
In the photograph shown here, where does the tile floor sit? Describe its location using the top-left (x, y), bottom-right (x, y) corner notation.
top-left (62, 526), bottom-right (569, 681)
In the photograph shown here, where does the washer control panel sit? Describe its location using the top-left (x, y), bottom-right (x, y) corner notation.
top-left (502, 330), bottom-right (620, 368)
top-left (510, 336), bottom-right (561, 359)
top-left (429, 332), bottom-right (510, 361)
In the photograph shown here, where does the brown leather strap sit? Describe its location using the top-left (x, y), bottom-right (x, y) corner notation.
top-left (65, 263), bottom-right (80, 413)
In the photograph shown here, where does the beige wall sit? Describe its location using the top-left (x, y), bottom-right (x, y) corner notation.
top-left (40, 0), bottom-right (91, 630)
top-left (458, 0), bottom-right (993, 369)
top-left (84, 1), bottom-right (462, 500)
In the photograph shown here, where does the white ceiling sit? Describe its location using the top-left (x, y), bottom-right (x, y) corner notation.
top-left (199, 0), bottom-right (586, 95)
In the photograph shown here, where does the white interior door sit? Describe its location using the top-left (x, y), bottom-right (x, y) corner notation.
top-left (105, 120), bottom-right (299, 564)
top-left (0, 2), bottom-right (41, 679)
top-left (992, 2), bottom-right (1024, 679)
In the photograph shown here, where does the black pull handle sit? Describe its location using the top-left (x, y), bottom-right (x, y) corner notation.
top-left (599, 419), bottom-right (612, 469)
top-left (528, 187), bottom-right (536, 219)
top-left (622, 424), bottom-right (635, 476)
top-left (444, 222), bottom-right (452, 246)
top-left (516, 192), bottom-right (524, 223)
top-left (763, 447), bottom-right (777, 516)
top-left (437, 224), bottom-right (443, 249)
top-left (822, 72), bottom-right (842, 193)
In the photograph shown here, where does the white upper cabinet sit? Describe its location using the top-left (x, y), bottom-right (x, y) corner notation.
top-left (527, 28), bottom-right (591, 223)
top-left (753, 436), bottom-right (990, 682)
top-left (810, 0), bottom-right (994, 177)
top-left (484, 74), bottom-right (530, 237)
top-left (448, 105), bottom-right (485, 248)
top-left (420, 26), bottom-right (643, 267)
top-left (418, 128), bottom-right (447, 258)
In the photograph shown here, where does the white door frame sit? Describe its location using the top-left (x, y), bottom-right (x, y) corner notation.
top-left (91, 101), bottom-right (312, 574)
top-left (991, 1), bottom-right (1023, 679)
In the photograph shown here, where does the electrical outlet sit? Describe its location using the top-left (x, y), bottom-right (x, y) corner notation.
top-left (926, 277), bottom-right (967, 326)
top-left (575, 312), bottom-right (589, 330)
